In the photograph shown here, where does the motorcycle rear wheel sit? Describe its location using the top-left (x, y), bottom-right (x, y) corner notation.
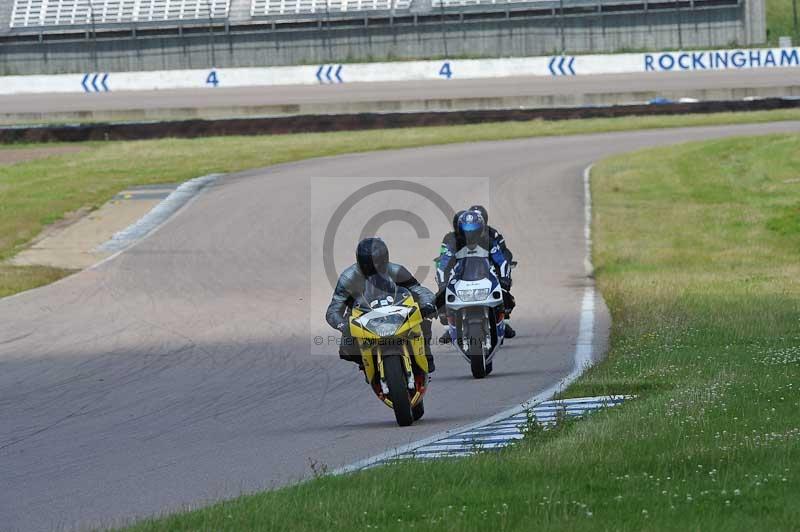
top-left (384, 355), bottom-right (414, 426)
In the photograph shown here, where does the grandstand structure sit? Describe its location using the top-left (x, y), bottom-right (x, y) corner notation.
top-left (1, 0), bottom-right (761, 29)
top-left (0, 0), bottom-right (766, 75)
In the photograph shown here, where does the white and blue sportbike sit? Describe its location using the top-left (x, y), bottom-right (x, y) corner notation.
top-left (444, 246), bottom-right (508, 378)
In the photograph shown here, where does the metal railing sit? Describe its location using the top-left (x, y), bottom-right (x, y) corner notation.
top-left (9, 0), bottom-right (229, 27)
top-left (250, 0), bottom-right (412, 16)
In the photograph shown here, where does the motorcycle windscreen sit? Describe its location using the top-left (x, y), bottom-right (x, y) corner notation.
top-left (358, 274), bottom-right (412, 310)
top-left (457, 257), bottom-right (497, 283)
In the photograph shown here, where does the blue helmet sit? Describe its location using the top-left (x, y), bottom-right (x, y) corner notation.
top-left (458, 210), bottom-right (486, 248)
top-left (469, 205), bottom-right (488, 224)
top-left (452, 209), bottom-right (466, 233)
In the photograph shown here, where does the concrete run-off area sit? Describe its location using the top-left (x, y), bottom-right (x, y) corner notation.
top-left (10, 184), bottom-right (179, 270)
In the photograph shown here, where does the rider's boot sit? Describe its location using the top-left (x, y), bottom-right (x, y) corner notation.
top-left (422, 335), bottom-right (436, 372)
top-left (504, 323), bottom-right (516, 339)
top-left (339, 342), bottom-right (364, 369)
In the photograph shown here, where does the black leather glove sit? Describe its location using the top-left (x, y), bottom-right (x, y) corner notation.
top-left (421, 303), bottom-right (437, 319)
top-left (336, 322), bottom-right (348, 333)
top-left (500, 278), bottom-right (512, 291)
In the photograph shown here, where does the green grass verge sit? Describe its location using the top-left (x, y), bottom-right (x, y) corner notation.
top-left (767, 0), bottom-right (800, 44)
top-left (1, 109), bottom-right (800, 300)
top-left (116, 132), bottom-right (800, 531)
top-left (0, 264), bottom-right (75, 298)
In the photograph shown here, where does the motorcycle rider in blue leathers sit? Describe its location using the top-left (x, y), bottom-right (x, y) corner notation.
top-left (435, 210), bottom-right (516, 341)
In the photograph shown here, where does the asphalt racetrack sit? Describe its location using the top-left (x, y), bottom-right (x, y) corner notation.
top-left (0, 122), bottom-right (798, 531)
top-left (1, 69), bottom-right (797, 115)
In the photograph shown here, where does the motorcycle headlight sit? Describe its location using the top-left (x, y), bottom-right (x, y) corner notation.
top-left (365, 314), bottom-right (406, 336)
top-left (456, 288), bottom-right (490, 302)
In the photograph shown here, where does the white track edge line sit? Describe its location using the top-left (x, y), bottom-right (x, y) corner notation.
top-left (331, 163), bottom-right (598, 475)
top-left (96, 174), bottom-right (221, 253)
top-left (88, 174), bottom-right (227, 270)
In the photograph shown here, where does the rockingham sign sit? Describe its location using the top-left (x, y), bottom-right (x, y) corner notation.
top-left (0, 46), bottom-right (798, 95)
top-left (645, 48), bottom-right (800, 72)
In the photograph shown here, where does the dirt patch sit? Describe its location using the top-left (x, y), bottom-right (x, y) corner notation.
top-left (0, 145), bottom-right (85, 166)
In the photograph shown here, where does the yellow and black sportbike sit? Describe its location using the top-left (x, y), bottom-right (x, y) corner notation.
top-left (349, 277), bottom-right (430, 427)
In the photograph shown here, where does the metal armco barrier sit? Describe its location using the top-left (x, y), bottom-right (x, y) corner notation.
top-left (2, 98), bottom-right (798, 144)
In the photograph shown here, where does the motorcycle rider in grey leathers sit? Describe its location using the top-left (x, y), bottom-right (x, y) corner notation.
top-left (326, 237), bottom-right (438, 372)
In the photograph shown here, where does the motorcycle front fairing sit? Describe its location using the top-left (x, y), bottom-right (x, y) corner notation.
top-left (348, 284), bottom-right (429, 409)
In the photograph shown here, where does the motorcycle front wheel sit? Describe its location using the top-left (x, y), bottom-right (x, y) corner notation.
top-left (467, 322), bottom-right (488, 379)
top-left (383, 355), bottom-right (414, 426)
top-left (412, 400), bottom-right (425, 421)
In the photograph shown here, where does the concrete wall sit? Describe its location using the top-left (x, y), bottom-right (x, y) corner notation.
top-left (4, 47), bottom-right (798, 96)
top-left (744, 0), bottom-right (767, 44)
top-left (0, 1), bottom-right (764, 75)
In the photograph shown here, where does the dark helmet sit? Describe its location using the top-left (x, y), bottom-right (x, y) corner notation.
top-left (452, 210), bottom-right (466, 233)
top-left (356, 237), bottom-right (389, 277)
top-left (458, 210), bottom-right (486, 248)
top-left (469, 205), bottom-right (488, 224)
